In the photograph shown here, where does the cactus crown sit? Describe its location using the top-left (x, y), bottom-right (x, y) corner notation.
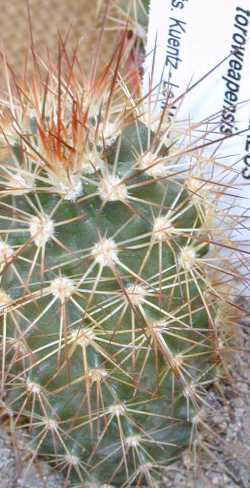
top-left (0, 39), bottom-right (246, 487)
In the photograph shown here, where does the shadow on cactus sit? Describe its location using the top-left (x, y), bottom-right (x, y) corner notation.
top-left (0, 36), bottom-right (248, 488)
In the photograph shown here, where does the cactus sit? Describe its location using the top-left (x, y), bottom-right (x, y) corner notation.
top-left (0, 41), bottom-right (247, 488)
top-left (118, 0), bottom-right (149, 27)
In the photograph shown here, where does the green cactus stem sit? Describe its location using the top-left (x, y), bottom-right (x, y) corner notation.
top-left (0, 44), bottom-right (246, 487)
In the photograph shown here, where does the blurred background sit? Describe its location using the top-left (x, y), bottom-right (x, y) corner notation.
top-left (0, 0), bottom-right (115, 76)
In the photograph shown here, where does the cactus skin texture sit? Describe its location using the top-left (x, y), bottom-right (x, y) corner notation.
top-left (0, 45), bottom-right (246, 487)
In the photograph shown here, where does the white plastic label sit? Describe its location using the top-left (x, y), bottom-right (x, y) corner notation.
top-left (143, 0), bottom-right (250, 246)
